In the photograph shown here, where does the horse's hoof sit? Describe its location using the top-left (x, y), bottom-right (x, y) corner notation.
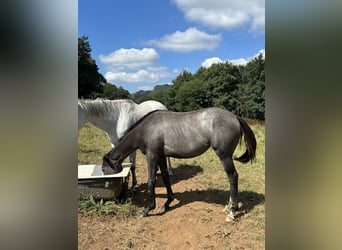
top-left (140, 211), bottom-right (148, 218)
top-left (224, 212), bottom-right (236, 222)
top-left (162, 204), bottom-right (169, 213)
top-left (229, 211), bottom-right (235, 220)
top-left (140, 207), bottom-right (151, 218)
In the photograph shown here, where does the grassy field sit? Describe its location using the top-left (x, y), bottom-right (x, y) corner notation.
top-left (78, 121), bottom-right (265, 249)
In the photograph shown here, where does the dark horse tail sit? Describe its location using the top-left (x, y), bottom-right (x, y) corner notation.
top-left (234, 117), bottom-right (257, 163)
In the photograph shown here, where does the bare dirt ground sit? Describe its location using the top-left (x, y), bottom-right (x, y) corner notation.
top-left (78, 162), bottom-right (265, 250)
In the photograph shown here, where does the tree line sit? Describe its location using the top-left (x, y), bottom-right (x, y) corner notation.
top-left (78, 36), bottom-right (131, 100)
top-left (79, 36), bottom-right (265, 120)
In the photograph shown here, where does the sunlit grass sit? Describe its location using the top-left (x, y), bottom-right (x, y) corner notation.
top-left (78, 122), bottom-right (265, 221)
top-left (78, 124), bottom-right (112, 164)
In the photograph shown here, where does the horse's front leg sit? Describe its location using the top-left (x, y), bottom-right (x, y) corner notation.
top-left (159, 157), bottom-right (174, 212)
top-left (140, 156), bottom-right (158, 217)
top-left (129, 151), bottom-right (137, 191)
top-left (222, 157), bottom-right (239, 220)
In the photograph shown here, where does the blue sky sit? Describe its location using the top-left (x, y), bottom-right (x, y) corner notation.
top-left (79, 0), bottom-right (265, 93)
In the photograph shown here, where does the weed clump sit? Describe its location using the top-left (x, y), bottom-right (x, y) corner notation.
top-left (78, 196), bottom-right (137, 219)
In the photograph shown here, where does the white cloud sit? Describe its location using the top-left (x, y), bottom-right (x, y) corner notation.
top-left (173, 0), bottom-right (265, 33)
top-left (99, 48), bottom-right (159, 70)
top-left (201, 49), bottom-right (265, 68)
top-left (202, 56), bottom-right (241, 68)
top-left (230, 58), bottom-right (249, 66)
top-left (104, 66), bottom-right (170, 83)
top-left (229, 49), bottom-right (264, 65)
top-left (99, 48), bottom-right (173, 84)
top-left (105, 70), bottom-right (154, 83)
top-left (146, 28), bottom-right (222, 52)
top-left (201, 57), bottom-right (223, 68)
top-left (253, 49), bottom-right (265, 59)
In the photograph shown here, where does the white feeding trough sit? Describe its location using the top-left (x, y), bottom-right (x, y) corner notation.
top-left (78, 163), bottom-right (132, 200)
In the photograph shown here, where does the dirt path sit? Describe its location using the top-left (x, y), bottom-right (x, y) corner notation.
top-left (78, 162), bottom-right (265, 250)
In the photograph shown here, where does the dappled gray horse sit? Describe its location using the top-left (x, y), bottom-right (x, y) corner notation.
top-left (78, 98), bottom-right (173, 189)
top-left (102, 107), bottom-right (256, 219)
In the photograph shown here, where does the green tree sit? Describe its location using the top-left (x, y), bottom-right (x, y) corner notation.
top-left (78, 36), bottom-right (106, 98)
top-left (102, 83), bottom-right (131, 99)
top-left (193, 62), bottom-right (242, 113)
top-left (237, 53), bottom-right (265, 119)
top-left (162, 70), bottom-right (194, 110)
top-left (133, 84), bottom-right (171, 103)
top-left (171, 78), bottom-right (208, 111)
top-left (129, 54), bottom-right (265, 120)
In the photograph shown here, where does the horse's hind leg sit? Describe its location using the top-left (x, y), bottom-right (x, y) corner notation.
top-left (159, 157), bottom-right (174, 212)
top-left (129, 151), bottom-right (137, 191)
top-left (220, 156), bottom-right (239, 220)
top-left (167, 157), bottom-right (174, 176)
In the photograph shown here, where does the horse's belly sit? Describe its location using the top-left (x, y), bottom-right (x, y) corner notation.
top-left (164, 142), bottom-right (209, 158)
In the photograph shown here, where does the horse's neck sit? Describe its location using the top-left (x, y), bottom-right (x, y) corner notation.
top-left (84, 112), bottom-right (117, 130)
top-left (116, 129), bottom-right (141, 160)
top-left (80, 100), bottom-right (140, 145)
top-left (78, 102), bottom-right (118, 141)
top-left (85, 112), bottom-right (119, 141)
top-left (115, 103), bottom-right (147, 138)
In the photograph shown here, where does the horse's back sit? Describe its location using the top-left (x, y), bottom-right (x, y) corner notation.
top-left (140, 107), bottom-right (238, 129)
top-left (139, 100), bottom-right (167, 111)
top-left (140, 108), bottom-right (241, 144)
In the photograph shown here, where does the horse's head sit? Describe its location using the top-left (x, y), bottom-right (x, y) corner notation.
top-left (102, 150), bottom-right (123, 175)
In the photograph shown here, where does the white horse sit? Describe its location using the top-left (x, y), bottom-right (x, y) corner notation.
top-left (78, 98), bottom-right (173, 188)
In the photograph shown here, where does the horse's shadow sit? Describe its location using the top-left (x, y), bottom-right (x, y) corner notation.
top-left (132, 164), bottom-right (264, 218)
top-left (134, 189), bottom-right (264, 217)
top-left (137, 164), bottom-right (204, 188)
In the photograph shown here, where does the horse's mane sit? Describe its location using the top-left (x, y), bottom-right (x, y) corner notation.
top-left (119, 110), bottom-right (162, 142)
top-left (78, 99), bottom-right (136, 118)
